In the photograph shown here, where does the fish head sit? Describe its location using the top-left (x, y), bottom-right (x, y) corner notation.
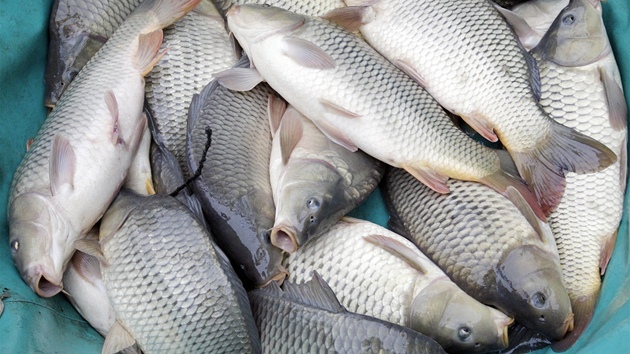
top-left (226, 4), bottom-right (305, 52)
top-left (45, 16), bottom-right (107, 107)
top-left (496, 245), bottom-right (574, 341)
top-left (8, 192), bottom-right (69, 297)
top-left (536, 0), bottom-right (610, 66)
top-left (271, 160), bottom-right (346, 253)
top-left (410, 280), bottom-right (513, 353)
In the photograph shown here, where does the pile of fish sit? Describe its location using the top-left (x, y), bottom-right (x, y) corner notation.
top-left (6, 0), bottom-right (626, 352)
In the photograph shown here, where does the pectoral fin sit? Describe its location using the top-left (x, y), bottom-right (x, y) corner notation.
top-left (283, 37), bottom-right (336, 69)
top-left (311, 118), bottom-right (357, 152)
top-left (279, 108), bottom-right (304, 165)
top-left (213, 67), bottom-right (264, 91)
top-left (267, 95), bottom-right (287, 136)
top-left (599, 66), bottom-right (627, 131)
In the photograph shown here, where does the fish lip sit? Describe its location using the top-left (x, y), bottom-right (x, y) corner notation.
top-left (501, 324), bottom-right (510, 348)
top-left (258, 265), bottom-right (289, 288)
top-left (26, 266), bottom-right (63, 298)
top-left (270, 225), bottom-right (298, 253)
top-left (563, 313), bottom-right (575, 335)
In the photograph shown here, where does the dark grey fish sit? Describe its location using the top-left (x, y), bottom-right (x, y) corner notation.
top-left (96, 190), bottom-right (261, 353)
top-left (45, 0), bottom-right (142, 106)
top-left (186, 57), bottom-right (286, 287)
top-left (383, 167), bottom-right (574, 341)
top-left (248, 272), bottom-right (447, 354)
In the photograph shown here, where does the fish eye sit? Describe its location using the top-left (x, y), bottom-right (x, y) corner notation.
top-left (532, 292), bottom-right (547, 309)
top-left (10, 240), bottom-right (19, 252)
top-left (562, 14), bottom-right (575, 25)
top-left (458, 326), bottom-right (471, 341)
top-left (306, 197), bottom-right (320, 210)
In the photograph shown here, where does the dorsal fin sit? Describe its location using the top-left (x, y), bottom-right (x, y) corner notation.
top-left (364, 234), bottom-right (427, 274)
top-left (281, 271), bottom-right (345, 313)
top-left (279, 107), bottom-right (304, 165)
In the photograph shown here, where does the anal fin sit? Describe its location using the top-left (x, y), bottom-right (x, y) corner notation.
top-left (460, 112), bottom-right (499, 142)
top-left (102, 320), bottom-right (136, 354)
top-left (401, 165), bottom-right (450, 194)
top-left (50, 135), bottom-right (76, 196)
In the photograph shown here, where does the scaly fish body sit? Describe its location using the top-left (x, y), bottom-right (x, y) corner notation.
top-left (383, 168), bottom-right (574, 341)
top-left (249, 273), bottom-right (447, 354)
top-left (224, 5), bottom-right (542, 217)
top-left (284, 218), bottom-right (512, 353)
top-left (145, 0), bottom-right (238, 173)
top-left (212, 0), bottom-right (345, 19)
top-left (99, 190), bottom-right (261, 353)
top-left (349, 0), bottom-right (615, 214)
top-left (510, 0), bottom-right (569, 50)
top-left (186, 57), bottom-right (285, 286)
top-left (8, 0), bottom-right (200, 297)
top-left (45, 0), bottom-right (142, 106)
top-left (268, 106), bottom-right (383, 253)
top-left (532, 0), bottom-right (627, 349)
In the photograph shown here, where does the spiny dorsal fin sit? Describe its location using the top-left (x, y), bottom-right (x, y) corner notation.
top-left (102, 320), bottom-right (136, 354)
top-left (50, 135), bottom-right (75, 196)
top-left (364, 234), bottom-right (427, 274)
top-left (279, 107), bottom-right (304, 165)
top-left (281, 271), bottom-right (345, 313)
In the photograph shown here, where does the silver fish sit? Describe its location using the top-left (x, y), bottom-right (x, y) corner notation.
top-left (145, 0), bottom-right (238, 174)
top-left (284, 217), bottom-right (513, 353)
top-left (383, 167), bottom-right (574, 341)
top-left (8, 0), bottom-right (200, 298)
top-left (249, 272), bottom-right (448, 354)
top-left (219, 4), bottom-right (544, 220)
top-left (93, 190), bottom-right (261, 354)
top-left (45, 0), bottom-right (142, 106)
top-left (186, 56), bottom-right (286, 287)
top-left (268, 105), bottom-right (384, 253)
top-left (532, 0), bottom-right (627, 349)
top-left (212, 0), bottom-right (345, 19)
top-left (342, 0), bottom-right (616, 215)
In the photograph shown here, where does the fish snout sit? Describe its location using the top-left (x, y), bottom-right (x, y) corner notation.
top-left (26, 264), bottom-right (63, 298)
top-left (259, 264), bottom-right (289, 288)
top-left (271, 225), bottom-right (298, 253)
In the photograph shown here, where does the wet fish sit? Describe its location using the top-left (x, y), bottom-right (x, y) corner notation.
top-left (342, 0), bottom-right (616, 215)
top-left (145, 0), bottom-right (238, 174)
top-left (249, 272), bottom-right (447, 354)
top-left (8, 0), bottom-right (200, 298)
top-left (531, 0), bottom-right (627, 349)
top-left (45, 0), bottom-right (142, 106)
top-left (92, 190), bottom-right (261, 354)
top-left (186, 56), bottom-right (286, 287)
top-left (212, 0), bottom-right (345, 19)
top-left (284, 217), bottom-right (512, 353)
top-left (492, 0), bottom-right (529, 8)
top-left (219, 4), bottom-right (544, 221)
top-left (122, 123), bottom-right (155, 196)
top-left (268, 105), bottom-right (384, 253)
top-left (383, 167), bottom-right (574, 341)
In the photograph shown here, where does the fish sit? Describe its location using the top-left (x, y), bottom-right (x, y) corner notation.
top-left (186, 56), bottom-right (286, 287)
top-left (531, 0), bottom-right (627, 350)
top-left (8, 0), bottom-right (200, 298)
top-left (268, 105), bottom-right (384, 253)
top-left (491, 0), bottom-right (530, 8)
top-left (284, 217), bottom-right (513, 353)
top-left (145, 0), bottom-right (238, 175)
top-left (87, 189), bottom-right (261, 354)
top-left (211, 0), bottom-right (346, 19)
top-left (383, 167), bottom-right (574, 341)
top-left (340, 0), bottom-right (616, 215)
top-left (45, 0), bottom-right (143, 107)
top-left (122, 123), bottom-right (155, 196)
top-left (219, 4), bottom-right (545, 221)
top-left (248, 271), bottom-right (448, 354)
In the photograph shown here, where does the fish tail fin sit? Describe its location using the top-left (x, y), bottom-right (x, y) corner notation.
top-left (551, 291), bottom-right (599, 352)
top-left (481, 165), bottom-right (547, 221)
top-left (511, 120), bottom-right (616, 215)
top-left (134, 0), bottom-right (201, 30)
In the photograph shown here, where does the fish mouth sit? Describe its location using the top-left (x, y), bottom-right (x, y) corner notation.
top-left (562, 313), bottom-right (575, 336)
top-left (27, 267), bottom-right (63, 298)
top-left (270, 225), bottom-right (298, 253)
top-left (259, 265), bottom-right (289, 288)
top-left (501, 324), bottom-right (509, 348)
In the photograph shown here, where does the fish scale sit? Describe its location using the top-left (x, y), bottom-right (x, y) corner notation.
top-left (212, 0), bottom-right (345, 18)
top-left (100, 192), bottom-right (260, 353)
top-left (145, 3), bottom-right (237, 174)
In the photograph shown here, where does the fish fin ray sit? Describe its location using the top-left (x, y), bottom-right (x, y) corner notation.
top-left (460, 113), bottom-right (499, 142)
top-left (599, 66), bottom-right (627, 131)
top-left (135, 30), bottom-right (166, 76)
top-left (71, 250), bottom-right (102, 281)
top-left (74, 239), bottom-right (107, 266)
top-left (600, 230), bottom-right (618, 275)
top-left (482, 167), bottom-right (547, 221)
top-left (511, 120), bottom-right (616, 215)
top-left (102, 320), bottom-right (136, 354)
top-left (50, 135), bottom-right (76, 196)
top-left (281, 272), bottom-right (345, 313)
top-left (320, 98), bottom-right (361, 118)
top-left (401, 165), bottom-right (450, 194)
top-left (505, 186), bottom-right (553, 246)
top-left (279, 108), bottom-right (304, 165)
top-left (105, 90), bottom-right (121, 145)
top-left (394, 59), bottom-right (429, 88)
top-left (364, 234), bottom-right (427, 274)
top-left (132, 0), bottom-right (200, 30)
top-left (322, 6), bottom-right (373, 32)
top-left (310, 118), bottom-right (358, 152)
top-left (267, 94), bottom-right (287, 136)
top-left (283, 37), bottom-right (336, 69)
top-left (213, 67), bottom-right (263, 91)
top-left (494, 5), bottom-right (539, 51)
